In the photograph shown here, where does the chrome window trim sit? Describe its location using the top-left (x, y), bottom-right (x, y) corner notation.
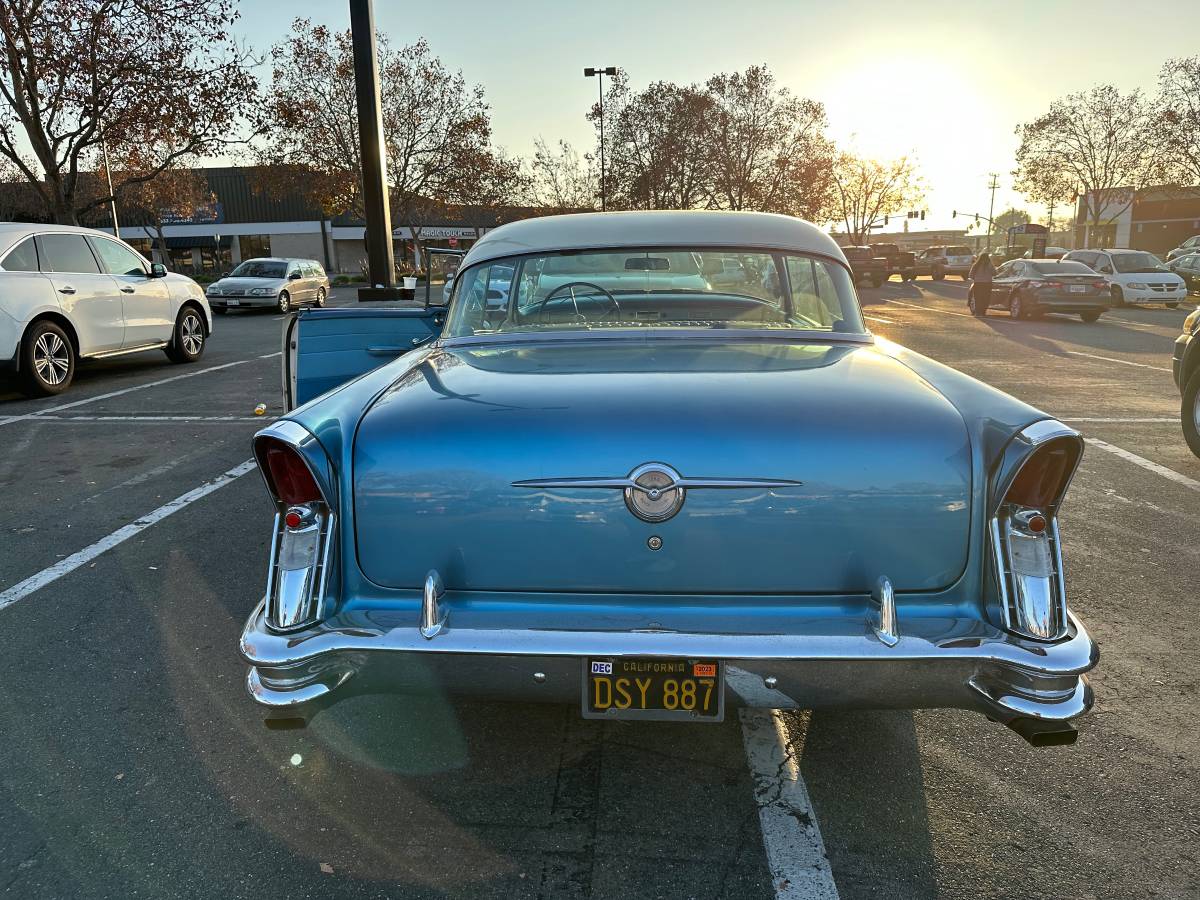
top-left (441, 328), bottom-right (875, 350)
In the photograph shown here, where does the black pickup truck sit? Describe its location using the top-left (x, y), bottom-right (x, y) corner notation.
top-left (842, 246), bottom-right (889, 288)
top-left (870, 243), bottom-right (916, 282)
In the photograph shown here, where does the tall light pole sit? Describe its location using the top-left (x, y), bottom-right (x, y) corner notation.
top-left (584, 66), bottom-right (617, 211)
top-left (99, 124), bottom-right (120, 239)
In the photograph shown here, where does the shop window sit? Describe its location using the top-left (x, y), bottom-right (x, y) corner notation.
top-left (239, 234), bottom-right (271, 260)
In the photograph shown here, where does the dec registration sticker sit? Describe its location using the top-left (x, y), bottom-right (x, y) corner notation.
top-left (582, 657), bottom-right (724, 722)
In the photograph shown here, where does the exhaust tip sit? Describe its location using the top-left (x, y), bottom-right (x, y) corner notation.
top-left (1007, 716), bottom-right (1078, 747)
top-left (264, 716), bottom-right (307, 731)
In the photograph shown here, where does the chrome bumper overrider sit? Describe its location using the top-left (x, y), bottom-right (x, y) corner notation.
top-left (239, 601), bottom-right (1098, 728)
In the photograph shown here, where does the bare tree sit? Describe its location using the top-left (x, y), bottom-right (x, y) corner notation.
top-left (256, 19), bottom-right (363, 219)
top-left (0, 0), bottom-right (258, 225)
top-left (1154, 56), bottom-right (1200, 187)
top-left (830, 153), bottom-right (923, 244)
top-left (704, 66), bottom-right (834, 219)
top-left (526, 138), bottom-right (595, 212)
top-left (590, 73), bottom-right (713, 210)
top-left (118, 159), bottom-right (211, 270)
top-left (1014, 86), bottom-right (1159, 247)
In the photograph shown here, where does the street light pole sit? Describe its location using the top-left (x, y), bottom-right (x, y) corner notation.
top-left (985, 173), bottom-right (999, 251)
top-left (584, 66), bottom-right (617, 211)
top-left (99, 125), bottom-right (120, 239)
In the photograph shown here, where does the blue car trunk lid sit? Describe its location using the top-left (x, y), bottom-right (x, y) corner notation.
top-left (352, 340), bottom-right (972, 595)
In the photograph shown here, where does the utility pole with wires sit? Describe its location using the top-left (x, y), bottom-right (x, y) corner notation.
top-left (985, 173), bottom-right (999, 252)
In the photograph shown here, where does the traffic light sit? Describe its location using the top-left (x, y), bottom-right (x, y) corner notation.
top-left (884, 215), bottom-right (889, 226)
top-left (975, 214), bottom-right (980, 225)
top-left (952, 210), bottom-right (957, 218)
top-left (920, 211), bottom-right (925, 220)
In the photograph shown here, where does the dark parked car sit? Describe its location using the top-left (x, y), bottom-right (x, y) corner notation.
top-left (1167, 253), bottom-right (1200, 294)
top-left (842, 245), bottom-right (888, 287)
top-left (1173, 306), bottom-right (1200, 457)
top-left (971, 259), bottom-right (1109, 321)
top-left (869, 243), bottom-right (916, 281)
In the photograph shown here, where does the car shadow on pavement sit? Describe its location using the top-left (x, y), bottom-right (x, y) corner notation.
top-left (859, 281), bottom-right (923, 305)
top-left (790, 709), bottom-right (939, 899)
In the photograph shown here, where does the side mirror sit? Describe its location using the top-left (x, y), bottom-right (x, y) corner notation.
top-left (288, 271), bottom-right (302, 280)
top-left (150, 263), bottom-right (167, 278)
top-left (220, 271), bottom-right (230, 278)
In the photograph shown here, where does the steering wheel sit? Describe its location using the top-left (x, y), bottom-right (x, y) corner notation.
top-left (528, 281), bottom-right (621, 323)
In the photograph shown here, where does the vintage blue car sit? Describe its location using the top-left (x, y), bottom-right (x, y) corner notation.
top-left (240, 211), bottom-right (1098, 746)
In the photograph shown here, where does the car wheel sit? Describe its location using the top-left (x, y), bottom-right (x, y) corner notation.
top-left (1166, 301), bottom-right (1179, 309)
top-left (165, 306), bottom-right (206, 364)
top-left (315, 287), bottom-right (327, 307)
top-left (277, 291), bottom-right (291, 314)
top-left (1183, 368), bottom-right (1200, 459)
top-left (1111, 285), bottom-right (1125, 307)
top-left (1009, 294), bottom-right (1024, 320)
top-left (1080, 310), bottom-right (1102, 323)
top-left (19, 319), bottom-right (74, 397)
top-left (932, 267), bottom-right (945, 281)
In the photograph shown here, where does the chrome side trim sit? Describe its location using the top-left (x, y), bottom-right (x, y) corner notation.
top-left (871, 576), bottom-right (899, 646)
top-left (419, 570), bottom-right (447, 639)
top-left (84, 341), bottom-right (169, 360)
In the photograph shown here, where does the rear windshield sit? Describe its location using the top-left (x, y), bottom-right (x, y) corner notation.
top-left (945, 246), bottom-right (973, 256)
top-left (1030, 262), bottom-right (1094, 274)
top-left (444, 247), bottom-right (867, 338)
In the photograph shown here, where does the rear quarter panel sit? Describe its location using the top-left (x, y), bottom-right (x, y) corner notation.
top-left (0, 272), bottom-right (62, 357)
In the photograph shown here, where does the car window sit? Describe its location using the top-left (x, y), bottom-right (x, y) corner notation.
top-left (785, 256), bottom-right (841, 329)
top-left (1030, 261), bottom-right (1094, 275)
top-left (1, 236), bottom-right (40, 272)
top-left (231, 260), bottom-right (286, 278)
top-left (90, 238), bottom-right (147, 276)
top-left (38, 233), bottom-right (101, 274)
top-left (945, 246), bottom-right (972, 256)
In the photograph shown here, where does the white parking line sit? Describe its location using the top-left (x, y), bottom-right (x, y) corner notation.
top-left (863, 315), bottom-right (895, 324)
top-left (1064, 417), bottom-right (1177, 423)
top-left (0, 459), bottom-right (256, 612)
top-left (0, 352), bottom-right (281, 428)
top-left (884, 299), bottom-right (973, 318)
top-left (1085, 439), bottom-right (1200, 494)
top-left (28, 415), bottom-right (273, 423)
top-left (740, 709), bottom-right (839, 900)
top-left (1065, 351), bottom-right (1172, 372)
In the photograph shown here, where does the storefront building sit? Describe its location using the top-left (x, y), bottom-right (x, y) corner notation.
top-left (1075, 186), bottom-right (1200, 254)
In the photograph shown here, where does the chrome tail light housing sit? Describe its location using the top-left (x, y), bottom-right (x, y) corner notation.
top-left (990, 421), bottom-right (1083, 642)
top-left (253, 424), bottom-right (335, 633)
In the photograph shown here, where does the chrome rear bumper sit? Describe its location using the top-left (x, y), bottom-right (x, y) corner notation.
top-left (239, 602), bottom-right (1098, 730)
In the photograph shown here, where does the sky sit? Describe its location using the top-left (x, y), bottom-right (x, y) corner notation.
top-left (237, 0), bottom-right (1198, 233)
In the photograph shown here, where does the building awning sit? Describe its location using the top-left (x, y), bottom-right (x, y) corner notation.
top-left (149, 236), bottom-right (232, 250)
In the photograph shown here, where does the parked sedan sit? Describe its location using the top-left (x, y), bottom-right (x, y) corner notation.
top-left (1165, 234), bottom-right (1200, 262)
top-left (977, 259), bottom-right (1110, 321)
top-left (0, 223), bottom-right (211, 396)
top-left (206, 258), bottom-right (329, 314)
top-left (242, 211), bottom-right (1097, 748)
top-left (1166, 252), bottom-right (1200, 294)
top-left (1173, 305), bottom-right (1200, 457)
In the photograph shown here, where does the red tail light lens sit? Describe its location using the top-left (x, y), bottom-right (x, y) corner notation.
top-left (1005, 437), bottom-right (1081, 510)
top-left (256, 437), bottom-right (321, 505)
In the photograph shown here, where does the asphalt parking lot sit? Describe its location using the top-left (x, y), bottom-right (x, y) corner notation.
top-left (1, 281), bottom-right (1198, 900)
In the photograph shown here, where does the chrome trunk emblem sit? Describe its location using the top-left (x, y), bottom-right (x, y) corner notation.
top-left (513, 463), bottom-right (801, 523)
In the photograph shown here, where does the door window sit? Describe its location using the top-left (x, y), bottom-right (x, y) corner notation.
top-left (1, 237), bottom-right (40, 272)
top-left (785, 256), bottom-right (842, 328)
top-left (91, 238), bottom-right (147, 276)
top-left (38, 234), bottom-right (101, 274)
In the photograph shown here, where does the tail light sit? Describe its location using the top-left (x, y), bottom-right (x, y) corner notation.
top-left (990, 426), bottom-right (1083, 641)
top-left (253, 430), bottom-right (334, 632)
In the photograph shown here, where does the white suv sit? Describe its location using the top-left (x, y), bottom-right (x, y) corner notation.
top-left (1061, 248), bottom-right (1188, 308)
top-left (0, 224), bottom-right (212, 396)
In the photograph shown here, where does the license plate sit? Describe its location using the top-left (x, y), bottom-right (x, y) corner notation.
top-left (1069, 285), bottom-right (1086, 293)
top-left (227, 299), bottom-right (240, 306)
top-left (582, 657), bottom-right (724, 722)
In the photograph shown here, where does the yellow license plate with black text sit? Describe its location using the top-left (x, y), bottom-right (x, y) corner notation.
top-left (582, 657), bottom-right (724, 722)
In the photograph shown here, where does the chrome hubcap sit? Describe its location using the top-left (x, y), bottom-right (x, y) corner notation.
top-left (1193, 390), bottom-right (1200, 432)
top-left (181, 314), bottom-right (203, 355)
top-left (33, 332), bottom-right (70, 384)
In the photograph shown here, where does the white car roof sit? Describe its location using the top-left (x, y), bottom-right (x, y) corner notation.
top-left (462, 211), bottom-right (847, 267)
top-left (0, 222), bottom-right (116, 255)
